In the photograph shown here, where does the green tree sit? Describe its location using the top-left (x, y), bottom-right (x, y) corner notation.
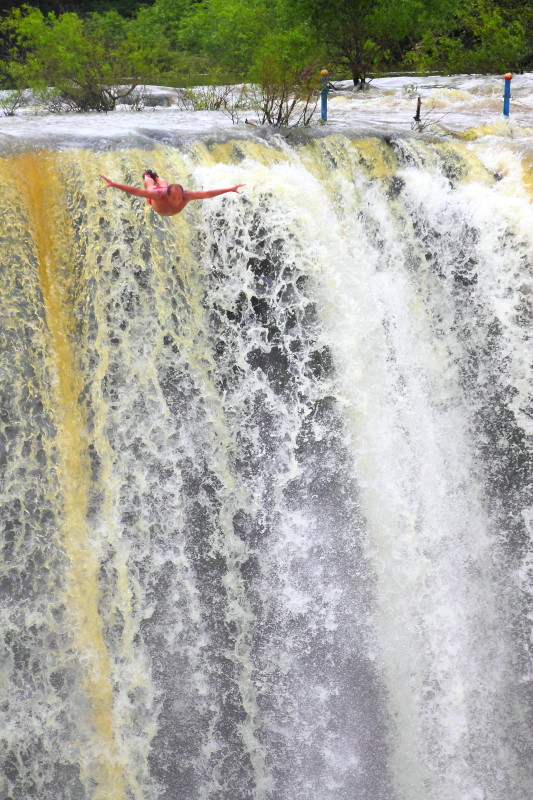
top-left (291, 0), bottom-right (466, 85)
top-left (0, 6), bottom-right (145, 110)
top-left (494, 0), bottom-right (533, 68)
top-left (405, 0), bottom-right (527, 73)
top-left (249, 25), bottom-right (322, 124)
top-left (177, 0), bottom-right (274, 78)
top-left (291, 0), bottom-right (382, 86)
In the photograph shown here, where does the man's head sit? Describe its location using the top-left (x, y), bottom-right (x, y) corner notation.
top-left (167, 183), bottom-right (184, 201)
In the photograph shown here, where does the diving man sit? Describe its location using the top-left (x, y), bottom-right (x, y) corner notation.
top-left (100, 170), bottom-right (245, 217)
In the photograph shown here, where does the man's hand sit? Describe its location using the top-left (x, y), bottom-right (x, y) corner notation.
top-left (99, 174), bottom-right (115, 189)
top-left (231, 184), bottom-right (245, 193)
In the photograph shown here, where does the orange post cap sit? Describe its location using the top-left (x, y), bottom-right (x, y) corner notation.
top-left (320, 69), bottom-right (329, 77)
top-left (504, 73), bottom-right (513, 80)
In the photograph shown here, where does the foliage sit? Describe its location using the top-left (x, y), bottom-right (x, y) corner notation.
top-left (249, 62), bottom-right (319, 126)
top-left (290, 0), bottom-right (381, 86)
top-left (290, 0), bottom-right (412, 85)
top-left (404, 0), bottom-right (527, 74)
top-left (0, 86), bottom-right (26, 114)
top-left (173, 83), bottom-right (254, 122)
top-left (0, 0), bottom-right (531, 118)
top-left (290, 0), bottom-right (476, 85)
top-left (247, 27), bottom-right (321, 124)
top-left (0, 0), bottom-right (147, 15)
top-left (178, 0), bottom-right (273, 77)
top-left (125, 0), bottom-right (193, 83)
top-left (0, 5), bottom-right (144, 110)
top-left (492, 0), bottom-right (533, 51)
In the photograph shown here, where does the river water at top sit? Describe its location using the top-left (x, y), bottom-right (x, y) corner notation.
top-left (0, 73), bottom-right (532, 143)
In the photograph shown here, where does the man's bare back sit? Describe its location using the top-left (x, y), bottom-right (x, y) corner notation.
top-left (100, 169), bottom-right (245, 217)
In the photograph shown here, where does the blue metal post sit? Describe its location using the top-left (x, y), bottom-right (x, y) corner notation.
top-left (320, 69), bottom-right (329, 123)
top-left (503, 73), bottom-right (512, 117)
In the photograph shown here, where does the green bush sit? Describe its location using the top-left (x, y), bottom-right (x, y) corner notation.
top-left (405, 0), bottom-right (527, 74)
top-left (0, 5), bottom-right (146, 111)
top-left (248, 28), bottom-right (322, 125)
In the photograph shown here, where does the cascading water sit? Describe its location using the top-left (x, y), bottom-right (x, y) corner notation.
top-left (1, 82), bottom-right (532, 800)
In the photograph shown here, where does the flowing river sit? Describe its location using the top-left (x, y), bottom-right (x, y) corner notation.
top-left (0, 74), bottom-right (532, 800)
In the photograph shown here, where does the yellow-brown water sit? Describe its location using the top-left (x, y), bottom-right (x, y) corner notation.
top-left (1, 134), bottom-right (532, 800)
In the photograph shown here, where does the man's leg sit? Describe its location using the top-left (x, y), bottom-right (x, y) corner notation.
top-left (143, 169), bottom-right (158, 190)
top-left (142, 170), bottom-right (165, 206)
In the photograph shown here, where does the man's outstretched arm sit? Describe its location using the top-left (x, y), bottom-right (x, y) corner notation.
top-left (100, 174), bottom-right (159, 199)
top-left (183, 184), bottom-right (245, 201)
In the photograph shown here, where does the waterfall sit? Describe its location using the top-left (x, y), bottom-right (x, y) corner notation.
top-left (1, 131), bottom-right (532, 800)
